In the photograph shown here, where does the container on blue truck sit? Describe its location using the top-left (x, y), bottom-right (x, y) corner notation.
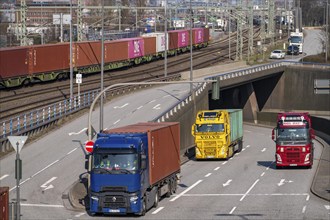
top-left (85, 122), bottom-right (181, 216)
top-left (192, 109), bottom-right (243, 159)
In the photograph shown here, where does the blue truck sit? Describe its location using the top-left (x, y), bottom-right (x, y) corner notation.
top-left (85, 122), bottom-right (181, 216)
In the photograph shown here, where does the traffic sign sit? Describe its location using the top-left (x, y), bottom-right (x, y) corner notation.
top-left (8, 136), bottom-right (28, 153)
top-left (76, 73), bottom-right (82, 84)
top-left (85, 141), bottom-right (94, 153)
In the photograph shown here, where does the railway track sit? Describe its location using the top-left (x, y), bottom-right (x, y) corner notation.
top-left (0, 28), bottom-right (281, 122)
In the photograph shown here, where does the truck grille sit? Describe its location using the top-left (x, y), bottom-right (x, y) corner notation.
top-left (203, 141), bottom-right (216, 148)
top-left (286, 152), bottom-right (300, 162)
top-left (101, 186), bottom-right (127, 192)
top-left (103, 195), bottom-right (126, 208)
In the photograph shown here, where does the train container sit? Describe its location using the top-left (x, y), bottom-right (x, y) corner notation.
top-left (192, 28), bottom-right (204, 44)
top-left (140, 36), bottom-right (156, 56)
top-left (168, 29), bottom-right (189, 50)
top-left (0, 46), bottom-right (29, 87)
top-left (203, 27), bottom-right (210, 43)
top-left (74, 41), bottom-right (101, 68)
top-left (142, 32), bottom-right (168, 53)
top-left (32, 43), bottom-right (70, 74)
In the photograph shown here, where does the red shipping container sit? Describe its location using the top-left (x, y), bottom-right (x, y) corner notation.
top-left (104, 122), bottom-right (180, 185)
top-left (0, 187), bottom-right (9, 220)
top-left (203, 27), bottom-right (210, 43)
top-left (32, 43), bottom-right (70, 74)
top-left (192, 28), bottom-right (204, 44)
top-left (141, 36), bottom-right (156, 56)
top-left (104, 40), bottom-right (129, 62)
top-left (74, 41), bottom-right (101, 68)
top-left (168, 30), bottom-right (189, 49)
top-left (0, 47), bottom-right (29, 79)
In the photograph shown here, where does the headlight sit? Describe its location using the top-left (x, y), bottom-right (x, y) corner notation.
top-left (302, 147), bottom-right (306, 152)
top-left (91, 196), bottom-right (99, 201)
top-left (276, 154), bottom-right (282, 162)
top-left (305, 153), bottom-right (310, 162)
top-left (130, 196), bottom-right (138, 202)
top-left (280, 147), bottom-right (284, 152)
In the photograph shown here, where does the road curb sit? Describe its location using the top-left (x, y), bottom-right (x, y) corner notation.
top-left (310, 136), bottom-right (330, 202)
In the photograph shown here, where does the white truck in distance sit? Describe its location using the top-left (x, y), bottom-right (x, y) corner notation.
top-left (289, 30), bottom-right (303, 54)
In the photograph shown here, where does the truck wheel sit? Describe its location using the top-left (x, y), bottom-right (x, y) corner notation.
top-left (140, 199), bottom-right (146, 216)
top-left (171, 179), bottom-right (177, 194)
top-left (166, 183), bottom-right (172, 197)
top-left (237, 141), bottom-right (243, 153)
top-left (154, 192), bottom-right (159, 208)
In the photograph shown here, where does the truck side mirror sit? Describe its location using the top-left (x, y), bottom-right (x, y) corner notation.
top-left (272, 128), bottom-right (276, 141)
top-left (310, 128), bottom-right (315, 139)
top-left (141, 154), bottom-right (147, 169)
top-left (191, 125), bottom-right (196, 136)
top-left (85, 154), bottom-right (91, 170)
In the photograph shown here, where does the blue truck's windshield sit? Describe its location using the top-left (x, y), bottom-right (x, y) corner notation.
top-left (196, 124), bottom-right (224, 132)
top-left (277, 128), bottom-right (309, 144)
top-left (92, 153), bottom-right (138, 172)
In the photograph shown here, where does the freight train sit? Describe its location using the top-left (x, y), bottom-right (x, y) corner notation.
top-left (0, 28), bottom-right (209, 88)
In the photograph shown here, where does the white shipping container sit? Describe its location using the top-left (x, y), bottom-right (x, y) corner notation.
top-left (142, 32), bottom-right (169, 53)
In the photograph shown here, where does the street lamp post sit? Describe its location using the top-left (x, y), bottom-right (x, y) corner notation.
top-left (70, 0), bottom-right (73, 100)
top-left (100, 0), bottom-right (105, 131)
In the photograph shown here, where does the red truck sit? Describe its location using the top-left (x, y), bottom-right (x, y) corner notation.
top-left (272, 112), bottom-right (315, 169)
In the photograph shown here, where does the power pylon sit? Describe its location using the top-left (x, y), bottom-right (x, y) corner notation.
top-left (19, 0), bottom-right (28, 46)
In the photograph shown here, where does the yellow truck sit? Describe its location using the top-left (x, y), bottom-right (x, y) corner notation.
top-left (191, 109), bottom-right (243, 159)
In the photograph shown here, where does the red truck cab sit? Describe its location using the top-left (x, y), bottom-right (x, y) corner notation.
top-left (272, 112), bottom-right (315, 169)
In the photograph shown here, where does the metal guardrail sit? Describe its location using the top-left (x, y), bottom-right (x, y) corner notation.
top-left (1, 61), bottom-right (329, 146)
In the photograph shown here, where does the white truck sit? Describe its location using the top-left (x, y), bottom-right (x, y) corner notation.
top-left (289, 30), bottom-right (303, 54)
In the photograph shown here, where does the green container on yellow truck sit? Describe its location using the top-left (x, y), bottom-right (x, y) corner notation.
top-left (191, 109), bottom-right (243, 159)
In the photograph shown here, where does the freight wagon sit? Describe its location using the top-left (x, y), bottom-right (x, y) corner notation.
top-left (0, 28), bottom-right (209, 88)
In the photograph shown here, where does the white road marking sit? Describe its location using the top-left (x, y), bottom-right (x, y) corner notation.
top-left (261, 172), bottom-right (265, 177)
top-left (306, 194), bottom-right (310, 201)
top-left (113, 103), bottom-right (129, 109)
top-left (240, 179), bottom-right (260, 201)
top-left (278, 179), bottom-right (293, 186)
top-left (68, 127), bottom-right (87, 136)
top-left (205, 173), bottom-right (212, 177)
top-left (41, 177), bottom-right (57, 191)
top-left (278, 179), bottom-right (285, 186)
top-left (183, 193), bottom-right (308, 197)
top-left (162, 95), bottom-right (171, 98)
top-left (302, 206), bottom-right (306, 213)
top-left (113, 119), bottom-right (120, 125)
top-left (261, 148), bottom-right (266, 152)
top-left (137, 105), bottom-right (143, 110)
top-left (21, 203), bottom-right (64, 208)
top-left (75, 212), bottom-right (86, 217)
top-left (236, 153), bottom-right (240, 155)
top-left (229, 157), bottom-right (233, 160)
top-left (214, 167), bottom-right (220, 171)
top-left (325, 205), bottom-right (330, 210)
top-left (223, 180), bottom-right (232, 187)
top-left (242, 148), bottom-right (246, 151)
top-left (149, 100), bottom-right (156, 103)
top-left (246, 145), bottom-right (250, 148)
top-left (152, 207), bottom-right (164, 214)
top-left (0, 174), bottom-right (9, 181)
top-left (222, 161), bottom-right (227, 165)
top-left (245, 130), bottom-right (251, 133)
top-left (67, 148), bottom-right (77, 155)
top-left (153, 104), bottom-right (161, 110)
top-left (170, 180), bottom-right (203, 202)
top-left (229, 206), bottom-right (236, 214)
top-left (31, 160), bottom-right (60, 178)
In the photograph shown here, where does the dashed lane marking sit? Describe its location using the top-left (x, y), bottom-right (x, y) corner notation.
top-left (205, 173), bottom-right (212, 177)
top-left (0, 174), bottom-right (9, 181)
top-left (152, 207), bottom-right (164, 214)
top-left (229, 207), bottom-right (236, 214)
